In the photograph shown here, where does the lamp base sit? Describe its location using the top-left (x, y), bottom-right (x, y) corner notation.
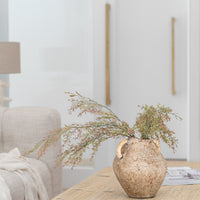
top-left (0, 79), bottom-right (11, 106)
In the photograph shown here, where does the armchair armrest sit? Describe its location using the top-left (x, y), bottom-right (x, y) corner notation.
top-left (2, 107), bottom-right (62, 197)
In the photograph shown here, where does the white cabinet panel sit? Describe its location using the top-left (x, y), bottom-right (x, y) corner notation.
top-left (114, 0), bottom-right (187, 159)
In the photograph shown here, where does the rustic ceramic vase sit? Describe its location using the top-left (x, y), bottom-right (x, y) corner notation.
top-left (113, 137), bottom-right (167, 198)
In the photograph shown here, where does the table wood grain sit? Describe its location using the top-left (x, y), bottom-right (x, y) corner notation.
top-left (53, 161), bottom-right (200, 200)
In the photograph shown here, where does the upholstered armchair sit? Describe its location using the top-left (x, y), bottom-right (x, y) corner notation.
top-left (0, 106), bottom-right (62, 199)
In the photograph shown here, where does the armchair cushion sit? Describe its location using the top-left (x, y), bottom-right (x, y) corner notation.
top-left (0, 107), bottom-right (8, 152)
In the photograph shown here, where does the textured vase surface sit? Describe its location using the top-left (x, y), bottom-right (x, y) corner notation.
top-left (113, 137), bottom-right (167, 198)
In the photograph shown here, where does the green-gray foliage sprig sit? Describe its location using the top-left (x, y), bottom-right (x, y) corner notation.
top-left (28, 93), bottom-right (181, 168)
top-left (135, 104), bottom-right (182, 151)
top-left (28, 92), bottom-right (132, 168)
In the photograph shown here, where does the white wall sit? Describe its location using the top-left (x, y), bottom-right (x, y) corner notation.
top-left (8, 0), bottom-right (95, 189)
top-left (0, 0), bottom-right (9, 104)
top-left (9, 0), bottom-right (93, 125)
top-left (0, 0), bottom-right (8, 40)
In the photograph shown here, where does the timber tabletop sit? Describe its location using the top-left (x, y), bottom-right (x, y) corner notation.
top-left (53, 161), bottom-right (200, 200)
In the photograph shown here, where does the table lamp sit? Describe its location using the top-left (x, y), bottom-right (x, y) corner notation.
top-left (0, 42), bottom-right (20, 106)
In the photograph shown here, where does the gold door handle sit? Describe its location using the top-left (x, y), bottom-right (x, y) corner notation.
top-left (105, 4), bottom-right (111, 105)
top-left (171, 17), bottom-right (175, 95)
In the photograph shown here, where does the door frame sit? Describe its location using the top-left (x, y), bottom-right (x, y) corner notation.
top-left (187, 0), bottom-right (200, 161)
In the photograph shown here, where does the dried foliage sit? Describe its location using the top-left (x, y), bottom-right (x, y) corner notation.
top-left (28, 92), bottom-right (181, 168)
top-left (28, 92), bottom-right (131, 168)
top-left (135, 104), bottom-right (182, 151)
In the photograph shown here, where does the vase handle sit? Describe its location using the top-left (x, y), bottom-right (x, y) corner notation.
top-left (153, 140), bottom-right (161, 152)
top-left (116, 139), bottom-right (128, 159)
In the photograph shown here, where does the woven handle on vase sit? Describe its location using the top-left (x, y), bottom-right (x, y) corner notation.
top-left (153, 140), bottom-right (161, 152)
top-left (116, 139), bottom-right (128, 159)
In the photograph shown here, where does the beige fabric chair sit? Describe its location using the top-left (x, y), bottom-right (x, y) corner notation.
top-left (0, 106), bottom-right (62, 199)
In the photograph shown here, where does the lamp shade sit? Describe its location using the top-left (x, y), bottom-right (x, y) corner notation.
top-left (0, 42), bottom-right (20, 74)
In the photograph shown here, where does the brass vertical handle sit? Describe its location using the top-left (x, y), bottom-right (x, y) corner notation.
top-left (171, 17), bottom-right (175, 95)
top-left (105, 4), bottom-right (111, 105)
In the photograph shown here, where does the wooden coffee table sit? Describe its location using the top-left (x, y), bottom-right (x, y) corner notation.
top-left (53, 161), bottom-right (200, 200)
